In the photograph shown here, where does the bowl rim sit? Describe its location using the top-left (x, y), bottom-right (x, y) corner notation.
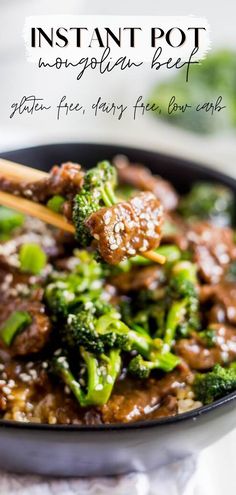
top-left (1, 141), bottom-right (236, 432)
top-left (0, 390), bottom-right (236, 432)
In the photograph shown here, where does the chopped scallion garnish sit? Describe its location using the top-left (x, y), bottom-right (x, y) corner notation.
top-left (0, 206), bottom-right (24, 238)
top-left (47, 195), bottom-right (65, 213)
top-left (0, 311), bottom-right (32, 346)
top-left (19, 243), bottom-right (47, 275)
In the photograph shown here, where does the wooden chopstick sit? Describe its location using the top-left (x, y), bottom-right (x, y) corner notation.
top-left (0, 191), bottom-right (75, 234)
top-left (0, 159), bottom-right (166, 265)
top-left (143, 250), bottom-right (166, 264)
top-left (0, 158), bottom-right (48, 183)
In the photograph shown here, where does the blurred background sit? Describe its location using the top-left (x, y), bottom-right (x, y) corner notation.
top-left (0, 1), bottom-right (236, 494)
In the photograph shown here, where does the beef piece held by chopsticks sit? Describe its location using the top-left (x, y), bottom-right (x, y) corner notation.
top-left (0, 162), bottom-right (84, 204)
top-left (86, 192), bottom-right (163, 265)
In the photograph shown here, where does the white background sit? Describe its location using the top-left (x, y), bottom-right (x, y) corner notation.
top-left (0, 1), bottom-right (236, 494)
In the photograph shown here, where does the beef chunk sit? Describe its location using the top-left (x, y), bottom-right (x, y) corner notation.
top-left (86, 192), bottom-right (163, 265)
top-left (0, 162), bottom-right (84, 203)
top-left (175, 324), bottom-right (236, 370)
top-left (162, 212), bottom-right (189, 250)
top-left (200, 282), bottom-right (236, 325)
top-left (0, 297), bottom-right (51, 356)
top-left (114, 155), bottom-right (178, 211)
top-left (187, 222), bottom-right (236, 284)
top-left (110, 265), bottom-right (163, 292)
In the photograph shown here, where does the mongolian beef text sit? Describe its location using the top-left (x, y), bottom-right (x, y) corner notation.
top-left (0, 157), bottom-right (236, 424)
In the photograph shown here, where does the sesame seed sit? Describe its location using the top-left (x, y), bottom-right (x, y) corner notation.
top-left (19, 373), bottom-right (31, 383)
top-left (26, 362), bottom-right (34, 369)
top-left (91, 280), bottom-right (103, 290)
top-left (110, 243), bottom-right (118, 251)
top-left (55, 282), bottom-right (67, 289)
top-left (29, 370), bottom-right (37, 380)
top-left (25, 189), bottom-right (33, 197)
top-left (54, 348), bottom-right (62, 356)
top-left (2, 386), bottom-right (11, 395)
top-left (84, 301), bottom-right (93, 310)
top-left (104, 211), bottom-right (112, 225)
top-left (95, 384), bottom-right (103, 391)
top-left (67, 314), bottom-right (75, 325)
top-left (114, 221), bottom-right (125, 233)
top-left (8, 380), bottom-right (15, 388)
top-left (57, 356), bottom-right (66, 363)
top-left (62, 291), bottom-right (75, 302)
top-left (127, 248), bottom-right (136, 255)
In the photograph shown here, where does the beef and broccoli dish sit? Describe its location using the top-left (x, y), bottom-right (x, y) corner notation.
top-left (0, 156), bottom-right (236, 425)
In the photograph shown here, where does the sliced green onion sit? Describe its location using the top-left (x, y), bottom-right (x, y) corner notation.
top-left (47, 195), bottom-right (65, 213)
top-left (19, 243), bottom-right (47, 275)
top-left (0, 311), bottom-right (32, 346)
top-left (0, 207), bottom-right (24, 235)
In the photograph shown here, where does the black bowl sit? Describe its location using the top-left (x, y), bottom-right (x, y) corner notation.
top-left (0, 143), bottom-right (236, 477)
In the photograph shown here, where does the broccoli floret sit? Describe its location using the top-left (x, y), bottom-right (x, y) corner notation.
top-left (73, 190), bottom-right (99, 246)
top-left (44, 277), bottom-right (100, 320)
top-left (169, 261), bottom-right (198, 298)
top-left (131, 290), bottom-right (169, 339)
top-left (194, 364), bottom-right (236, 404)
top-left (64, 303), bottom-right (180, 381)
top-left (44, 282), bottom-right (72, 318)
top-left (73, 161), bottom-right (118, 246)
top-left (164, 261), bottom-right (200, 346)
top-left (44, 251), bottom-right (104, 319)
top-left (164, 299), bottom-right (188, 346)
top-left (84, 160), bottom-right (117, 200)
top-left (53, 348), bottom-right (121, 407)
top-left (65, 306), bottom-right (158, 357)
top-left (130, 304), bottom-right (167, 338)
top-left (178, 182), bottom-right (234, 227)
top-left (96, 315), bottom-right (160, 356)
top-left (129, 352), bottom-right (180, 379)
top-left (120, 261), bottom-right (199, 346)
top-left (66, 308), bottom-right (105, 354)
